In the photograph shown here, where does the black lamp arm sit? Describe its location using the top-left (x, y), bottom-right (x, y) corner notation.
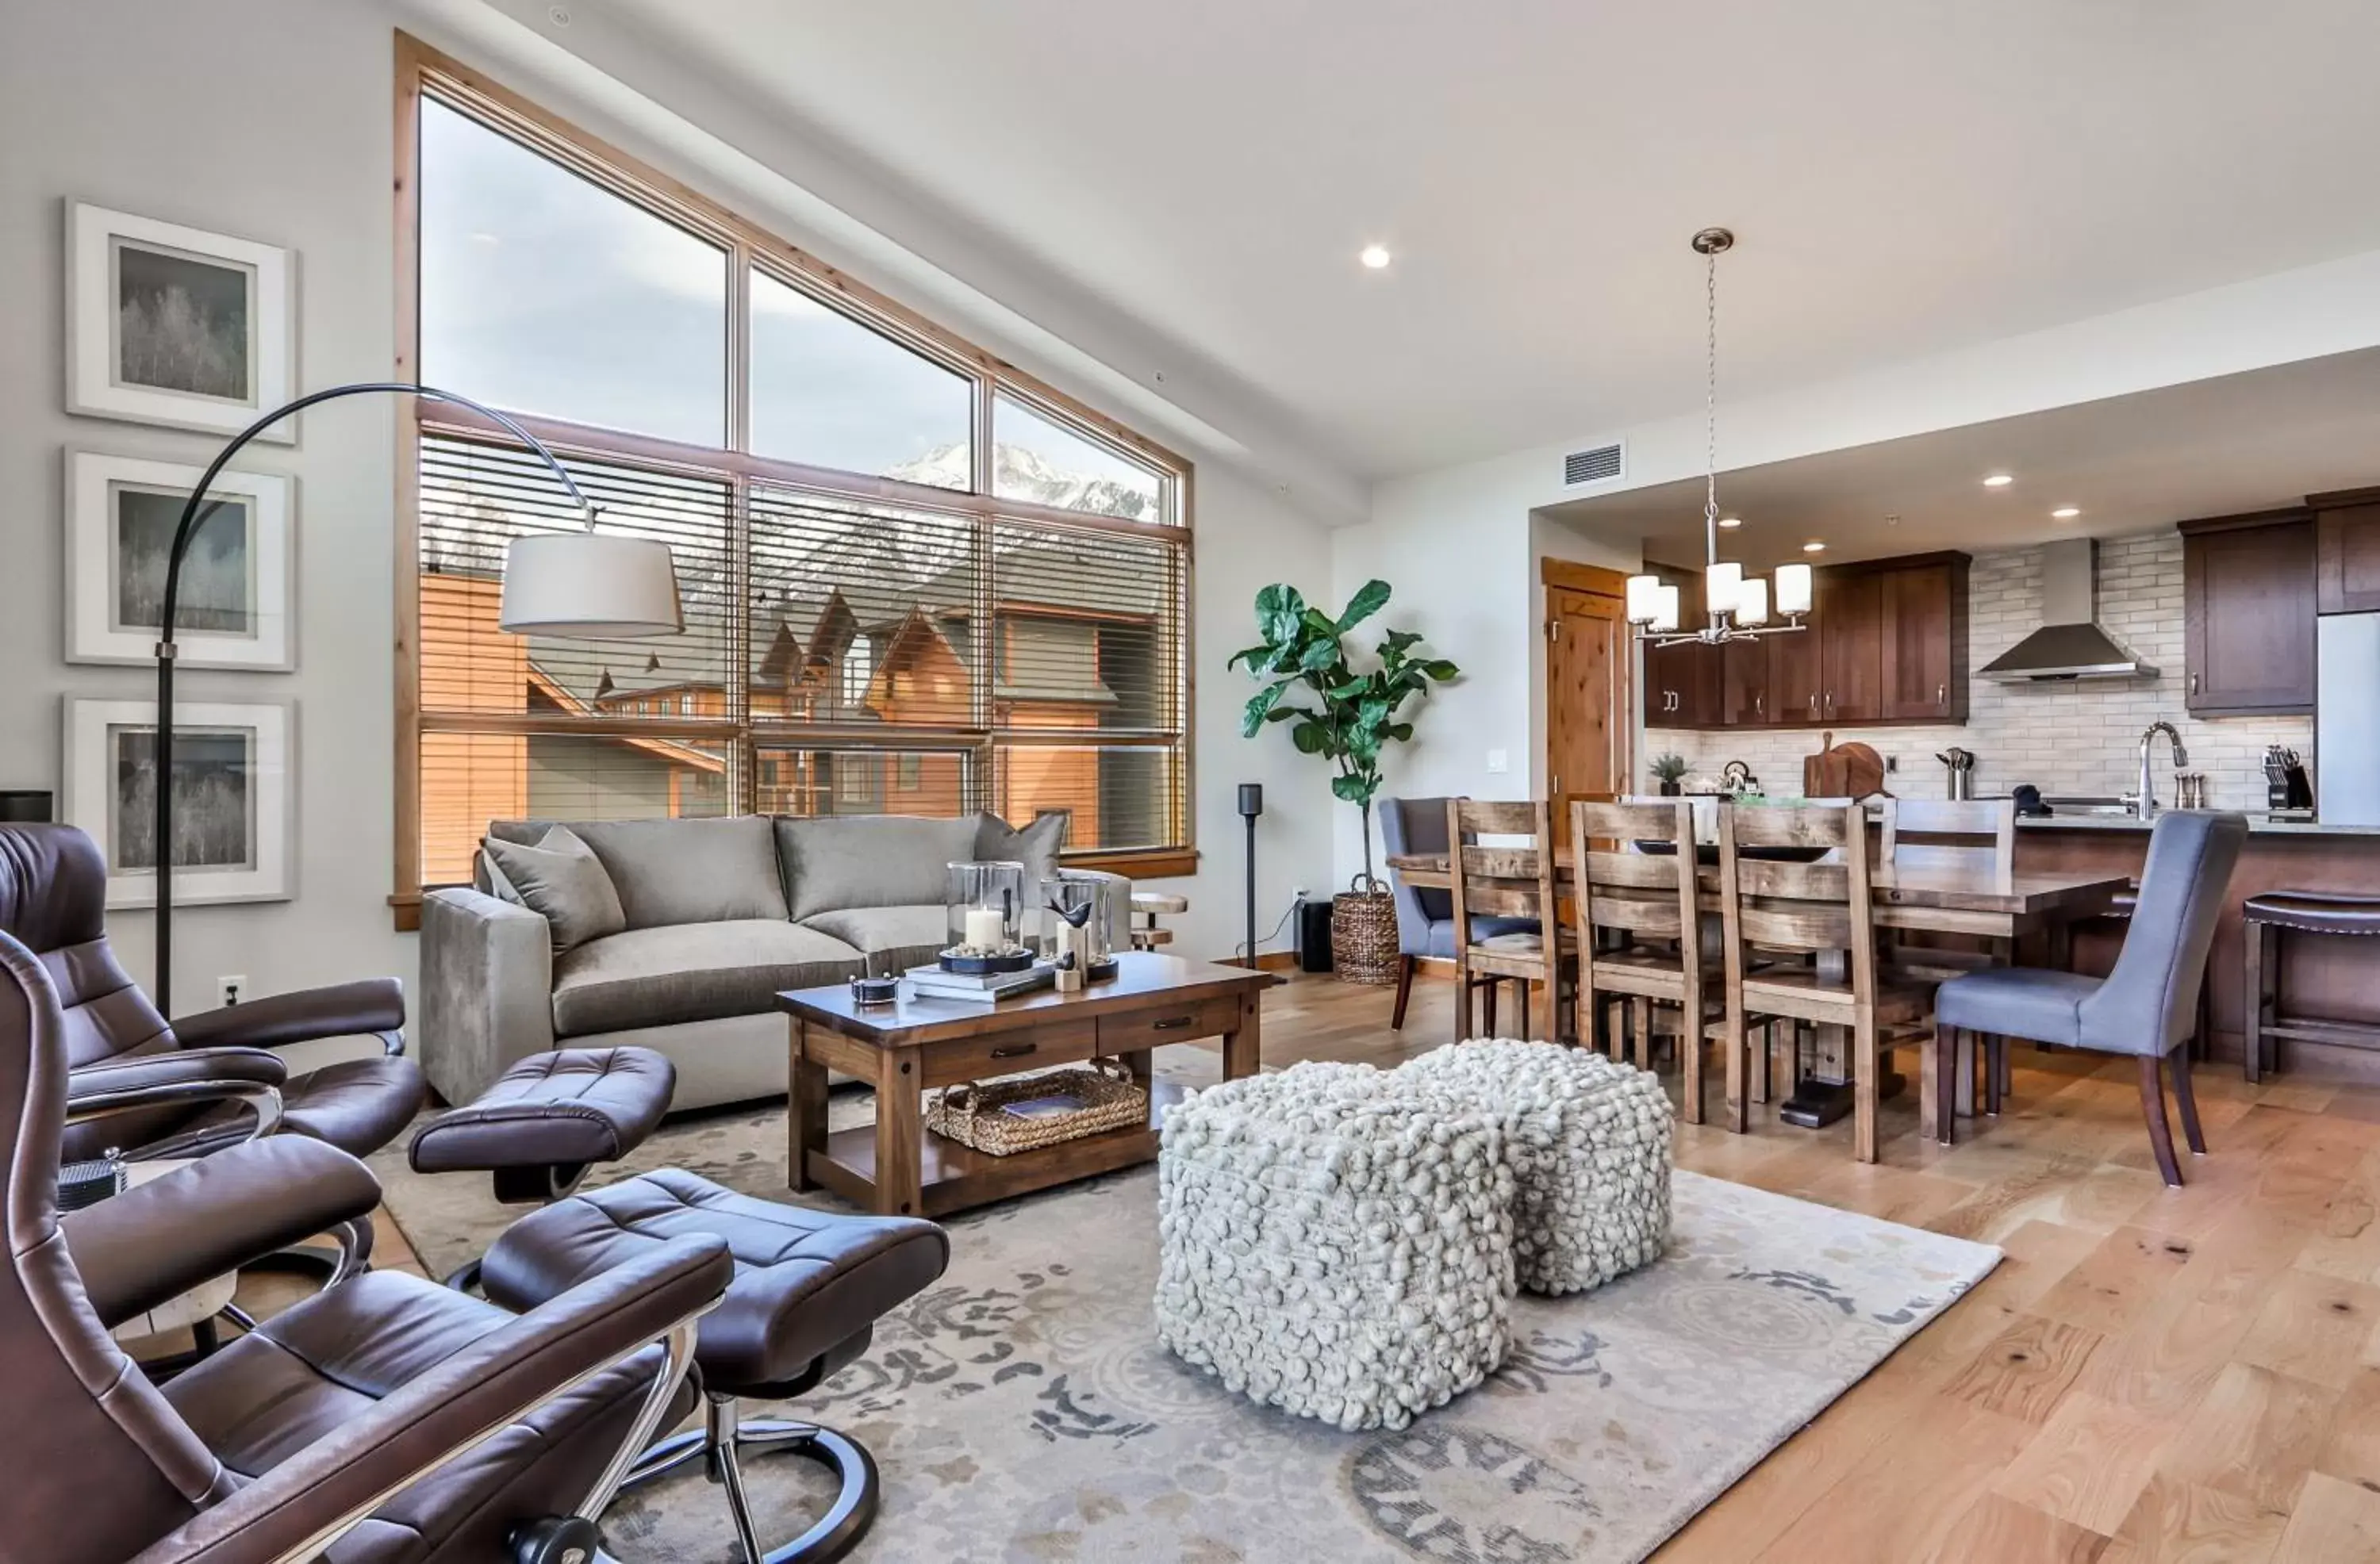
top-left (151, 382), bottom-right (590, 1017)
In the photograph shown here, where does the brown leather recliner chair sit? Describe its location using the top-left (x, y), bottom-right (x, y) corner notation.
top-left (0, 926), bottom-right (735, 1564)
top-left (0, 824), bottom-right (424, 1162)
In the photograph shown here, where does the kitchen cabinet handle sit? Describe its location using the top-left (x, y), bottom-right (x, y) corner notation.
top-left (1808, 694), bottom-right (1818, 715)
top-left (1754, 694), bottom-right (1764, 716)
top-left (1937, 682), bottom-right (1946, 704)
top-left (2190, 673), bottom-right (2201, 695)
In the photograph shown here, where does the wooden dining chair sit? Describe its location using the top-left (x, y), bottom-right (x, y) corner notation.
top-left (1880, 796), bottom-right (2018, 1104)
top-left (1715, 801), bottom-right (1935, 1162)
top-left (1570, 798), bottom-right (1707, 1117)
top-left (1447, 799), bottom-right (1567, 1042)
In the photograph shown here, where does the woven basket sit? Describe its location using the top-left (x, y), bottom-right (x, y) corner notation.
top-left (1331, 885), bottom-right (1399, 986)
top-left (925, 1058), bottom-right (1150, 1156)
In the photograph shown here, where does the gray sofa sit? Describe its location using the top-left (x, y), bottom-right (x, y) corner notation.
top-left (420, 812), bottom-right (1129, 1110)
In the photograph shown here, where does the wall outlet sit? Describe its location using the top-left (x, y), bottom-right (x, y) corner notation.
top-left (218, 975), bottom-right (246, 1007)
top-left (1884, 755), bottom-right (1898, 773)
top-left (1486, 749), bottom-right (1510, 774)
top-left (1291, 886), bottom-right (1311, 903)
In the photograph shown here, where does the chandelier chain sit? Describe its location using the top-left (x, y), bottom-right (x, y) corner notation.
top-left (1704, 243), bottom-right (1720, 558)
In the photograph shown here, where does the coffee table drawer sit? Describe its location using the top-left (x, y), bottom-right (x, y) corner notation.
top-left (1098, 995), bottom-right (1241, 1052)
top-left (923, 1018), bottom-right (1097, 1089)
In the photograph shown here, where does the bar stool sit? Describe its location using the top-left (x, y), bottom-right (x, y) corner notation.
top-left (2243, 891), bottom-right (2380, 1081)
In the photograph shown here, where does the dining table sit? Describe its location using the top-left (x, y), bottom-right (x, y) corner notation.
top-left (1384, 846), bottom-right (2129, 1133)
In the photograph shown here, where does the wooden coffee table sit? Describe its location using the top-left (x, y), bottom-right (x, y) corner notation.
top-left (779, 953), bottom-right (1276, 1217)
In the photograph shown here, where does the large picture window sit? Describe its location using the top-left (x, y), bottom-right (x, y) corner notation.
top-left (397, 44), bottom-right (1190, 909)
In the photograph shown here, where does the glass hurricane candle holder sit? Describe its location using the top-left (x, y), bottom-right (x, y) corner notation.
top-left (1042, 874), bottom-right (1120, 979)
top-left (945, 860), bottom-right (1027, 956)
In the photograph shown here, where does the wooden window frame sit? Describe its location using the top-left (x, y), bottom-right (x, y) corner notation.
top-left (391, 35), bottom-right (1196, 928)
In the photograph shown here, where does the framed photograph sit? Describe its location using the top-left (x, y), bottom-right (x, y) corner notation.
top-left (63, 698), bottom-right (294, 909)
top-left (65, 201), bottom-right (295, 441)
top-left (66, 451), bottom-right (294, 669)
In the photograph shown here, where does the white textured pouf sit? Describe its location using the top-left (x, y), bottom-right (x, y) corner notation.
top-left (1396, 1041), bottom-right (1672, 1295)
top-left (1154, 1061), bottom-right (1515, 1432)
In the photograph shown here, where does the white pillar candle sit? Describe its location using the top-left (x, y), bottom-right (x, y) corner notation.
top-left (964, 907), bottom-right (1006, 949)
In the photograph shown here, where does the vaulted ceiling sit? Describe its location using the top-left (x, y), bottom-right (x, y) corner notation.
top-left (594, 1), bottom-right (2380, 483)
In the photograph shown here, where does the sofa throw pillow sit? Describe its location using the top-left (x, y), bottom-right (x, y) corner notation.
top-left (976, 810), bottom-right (1069, 889)
top-left (777, 813), bottom-right (981, 923)
top-left (482, 827), bottom-right (628, 953)
top-left (490, 817), bottom-right (789, 930)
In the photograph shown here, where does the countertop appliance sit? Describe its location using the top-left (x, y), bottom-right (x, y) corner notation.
top-left (2318, 615), bottom-right (2380, 824)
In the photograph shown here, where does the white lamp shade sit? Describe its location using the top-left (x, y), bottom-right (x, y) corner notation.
top-left (1651, 583), bottom-right (1681, 633)
top-left (1625, 573), bottom-right (1662, 624)
top-left (1775, 562), bottom-right (1814, 616)
top-left (501, 532), bottom-right (685, 638)
top-left (1706, 561), bottom-right (1743, 620)
top-left (1737, 577), bottom-right (1770, 626)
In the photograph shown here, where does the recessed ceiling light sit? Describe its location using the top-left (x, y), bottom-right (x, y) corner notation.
top-left (1359, 244), bottom-right (1392, 270)
top-left (1983, 473), bottom-right (2014, 488)
top-left (1802, 541), bottom-right (1826, 554)
top-left (2052, 506), bottom-right (2081, 519)
top-left (1718, 516), bottom-right (1742, 529)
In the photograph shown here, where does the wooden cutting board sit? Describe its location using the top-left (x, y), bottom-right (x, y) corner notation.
top-left (1803, 734), bottom-right (1887, 799)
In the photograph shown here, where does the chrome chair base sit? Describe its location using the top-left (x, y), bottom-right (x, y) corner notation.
top-left (617, 1393), bottom-right (877, 1564)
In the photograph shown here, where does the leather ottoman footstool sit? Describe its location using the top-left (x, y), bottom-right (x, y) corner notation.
top-left (481, 1167), bottom-right (949, 1564)
top-left (409, 1046), bottom-right (675, 1288)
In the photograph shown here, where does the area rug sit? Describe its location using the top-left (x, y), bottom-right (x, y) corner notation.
top-left (372, 1076), bottom-right (1997, 1562)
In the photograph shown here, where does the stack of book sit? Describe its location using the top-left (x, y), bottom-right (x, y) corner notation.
top-left (905, 962), bottom-right (1054, 1004)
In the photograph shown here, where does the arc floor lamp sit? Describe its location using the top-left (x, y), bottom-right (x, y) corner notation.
top-left (151, 381), bottom-right (684, 1013)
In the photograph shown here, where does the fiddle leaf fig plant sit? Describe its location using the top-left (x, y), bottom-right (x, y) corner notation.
top-left (1229, 580), bottom-right (1460, 887)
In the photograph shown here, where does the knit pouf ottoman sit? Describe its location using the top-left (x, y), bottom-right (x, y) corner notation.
top-left (1154, 1061), bottom-right (1514, 1432)
top-left (1398, 1040), bottom-right (1672, 1295)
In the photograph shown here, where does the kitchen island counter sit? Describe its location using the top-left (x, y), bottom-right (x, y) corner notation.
top-left (2016, 811), bottom-right (2380, 836)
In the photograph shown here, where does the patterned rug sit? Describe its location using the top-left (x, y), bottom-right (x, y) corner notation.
top-left (371, 1062), bottom-right (1998, 1562)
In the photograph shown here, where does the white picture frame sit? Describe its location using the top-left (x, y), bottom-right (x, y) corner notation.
top-left (65, 450), bottom-right (295, 670)
top-left (63, 697), bottom-right (294, 910)
top-left (65, 201), bottom-right (296, 441)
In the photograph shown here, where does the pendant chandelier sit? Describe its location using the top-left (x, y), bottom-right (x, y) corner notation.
top-left (1626, 228), bottom-right (1812, 646)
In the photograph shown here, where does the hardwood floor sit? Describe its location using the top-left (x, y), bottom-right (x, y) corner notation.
top-left (1263, 968), bottom-right (2380, 1564)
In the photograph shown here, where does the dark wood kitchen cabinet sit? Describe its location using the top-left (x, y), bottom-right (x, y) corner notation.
top-left (1637, 550), bottom-right (1967, 730)
top-left (1767, 615), bottom-right (1823, 726)
top-left (1818, 568), bottom-right (1883, 723)
top-left (2179, 509), bottom-right (2317, 716)
top-left (2311, 488), bottom-right (2380, 615)
top-left (1645, 636), bottom-right (1721, 728)
top-left (1879, 557), bottom-right (1971, 723)
top-left (1722, 634), bottom-right (1771, 726)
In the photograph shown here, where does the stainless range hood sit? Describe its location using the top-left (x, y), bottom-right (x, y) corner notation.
top-left (1979, 536), bottom-right (2156, 683)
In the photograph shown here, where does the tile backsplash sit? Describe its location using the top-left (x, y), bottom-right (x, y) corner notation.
top-left (1646, 531), bottom-right (2312, 808)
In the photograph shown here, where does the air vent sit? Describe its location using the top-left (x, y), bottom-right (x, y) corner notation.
top-left (1563, 442), bottom-right (1624, 487)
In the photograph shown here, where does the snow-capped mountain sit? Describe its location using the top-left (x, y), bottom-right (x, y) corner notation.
top-left (889, 442), bottom-right (1156, 522)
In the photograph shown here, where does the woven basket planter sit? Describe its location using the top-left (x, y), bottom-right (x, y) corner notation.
top-left (1331, 887), bottom-right (1399, 985)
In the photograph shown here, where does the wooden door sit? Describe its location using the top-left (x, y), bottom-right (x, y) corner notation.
top-left (1722, 634), bottom-right (1770, 726)
top-left (1820, 569), bottom-right (1883, 723)
top-left (1879, 562), bottom-right (1962, 721)
top-left (2182, 515), bottom-right (2316, 715)
top-left (1544, 585), bottom-right (1630, 807)
top-left (2316, 498), bottom-right (2380, 615)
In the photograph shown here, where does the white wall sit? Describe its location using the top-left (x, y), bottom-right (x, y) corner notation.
top-left (1647, 531), bottom-right (2312, 808)
top-left (1, 0), bottom-right (1336, 1008)
top-left (2, 0), bottom-right (405, 1009)
top-left (1326, 461), bottom-right (1539, 884)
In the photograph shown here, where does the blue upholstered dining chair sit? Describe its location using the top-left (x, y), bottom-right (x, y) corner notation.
top-left (1929, 810), bottom-right (2248, 1186)
top-left (1379, 796), bottom-right (1538, 1032)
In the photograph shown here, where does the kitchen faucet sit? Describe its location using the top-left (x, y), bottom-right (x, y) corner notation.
top-left (2129, 721), bottom-right (2190, 819)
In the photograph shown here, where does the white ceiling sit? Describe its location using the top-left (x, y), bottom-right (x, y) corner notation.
top-left (1548, 347), bottom-right (2380, 569)
top-left (596, 0), bottom-right (2380, 481)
